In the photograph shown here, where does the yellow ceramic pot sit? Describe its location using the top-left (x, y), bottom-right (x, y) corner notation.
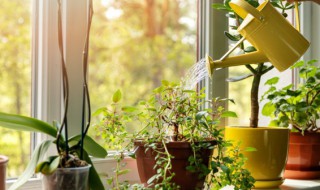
top-left (225, 126), bottom-right (289, 189)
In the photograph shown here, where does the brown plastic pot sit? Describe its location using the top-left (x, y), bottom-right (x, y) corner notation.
top-left (284, 132), bottom-right (320, 179)
top-left (0, 155), bottom-right (9, 190)
top-left (134, 140), bottom-right (215, 190)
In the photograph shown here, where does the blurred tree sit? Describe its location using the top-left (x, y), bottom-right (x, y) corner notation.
top-left (89, 0), bottom-right (197, 111)
top-left (0, 0), bottom-right (31, 178)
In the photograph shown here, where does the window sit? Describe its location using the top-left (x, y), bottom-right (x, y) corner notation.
top-left (4, 0), bottom-right (320, 189)
top-left (88, 0), bottom-right (197, 141)
top-left (0, 0), bottom-right (32, 179)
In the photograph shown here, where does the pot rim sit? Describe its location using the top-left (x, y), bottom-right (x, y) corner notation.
top-left (0, 155), bottom-right (9, 164)
top-left (226, 126), bottom-right (290, 131)
top-left (54, 164), bottom-right (91, 172)
top-left (134, 138), bottom-right (217, 148)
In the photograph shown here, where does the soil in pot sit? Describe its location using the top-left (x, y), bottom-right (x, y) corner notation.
top-left (284, 132), bottom-right (320, 179)
top-left (0, 155), bottom-right (8, 190)
top-left (134, 140), bottom-right (215, 190)
top-left (42, 165), bottom-right (91, 190)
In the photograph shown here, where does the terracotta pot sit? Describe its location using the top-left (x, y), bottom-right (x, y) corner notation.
top-left (42, 165), bottom-right (91, 190)
top-left (284, 132), bottom-right (320, 179)
top-left (0, 155), bottom-right (8, 190)
top-left (225, 127), bottom-right (289, 189)
top-left (134, 140), bottom-right (215, 190)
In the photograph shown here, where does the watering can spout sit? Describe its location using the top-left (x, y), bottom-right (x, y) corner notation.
top-left (206, 51), bottom-right (268, 78)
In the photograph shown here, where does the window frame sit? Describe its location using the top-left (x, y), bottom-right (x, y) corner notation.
top-left (6, 0), bottom-right (320, 189)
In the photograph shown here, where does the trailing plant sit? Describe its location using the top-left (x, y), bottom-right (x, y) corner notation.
top-left (210, 143), bottom-right (256, 190)
top-left (212, 0), bottom-right (297, 128)
top-left (0, 1), bottom-right (107, 190)
top-left (94, 81), bottom-right (255, 189)
top-left (262, 60), bottom-right (320, 134)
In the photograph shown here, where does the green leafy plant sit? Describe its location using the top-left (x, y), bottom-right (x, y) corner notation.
top-left (95, 81), bottom-right (255, 189)
top-left (212, 0), bottom-right (297, 128)
top-left (93, 90), bottom-right (138, 189)
top-left (0, 1), bottom-right (107, 190)
top-left (262, 60), bottom-right (320, 133)
top-left (210, 143), bottom-right (256, 190)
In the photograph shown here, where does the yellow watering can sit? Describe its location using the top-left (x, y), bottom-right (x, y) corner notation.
top-left (206, 0), bottom-right (310, 77)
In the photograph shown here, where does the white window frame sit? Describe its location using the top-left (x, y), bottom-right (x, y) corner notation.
top-left (6, 0), bottom-right (320, 189)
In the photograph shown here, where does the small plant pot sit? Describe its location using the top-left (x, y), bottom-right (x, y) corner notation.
top-left (225, 127), bottom-right (289, 189)
top-left (284, 132), bottom-right (320, 179)
top-left (134, 140), bottom-right (215, 190)
top-left (0, 155), bottom-right (9, 190)
top-left (42, 165), bottom-right (91, 190)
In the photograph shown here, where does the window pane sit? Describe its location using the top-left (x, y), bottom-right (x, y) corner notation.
top-left (0, 0), bottom-right (31, 178)
top-left (89, 0), bottom-right (197, 143)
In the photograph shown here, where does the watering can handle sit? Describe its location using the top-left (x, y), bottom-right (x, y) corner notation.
top-left (294, 1), bottom-right (300, 32)
top-left (229, 0), bottom-right (264, 21)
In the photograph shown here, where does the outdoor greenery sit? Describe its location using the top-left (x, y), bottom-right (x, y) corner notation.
top-left (0, 0), bottom-right (31, 178)
top-left (262, 60), bottom-right (320, 133)
top-left (89, 0), bottom-right (197, 111)
top-left (94, 81), bottom-right (255, 190)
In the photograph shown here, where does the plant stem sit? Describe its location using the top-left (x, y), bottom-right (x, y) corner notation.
top-left (162, 140), bottom-right (172, 183)
top-left (56, 0), bottom-right (70, 161)
top-left (80, 0), bottom-right (94, 159)
top-left (250, 64), bottom-right (264, 128)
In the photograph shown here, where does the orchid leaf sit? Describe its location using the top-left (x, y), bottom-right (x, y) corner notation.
top-left (9, 140), bottom-right (53, 190)
top-left (0, 112), bottom-right (57, 137)
top-left (68, 135), bottom-right (107, 158)
top-left (80, 149), bottom-right (105, 190)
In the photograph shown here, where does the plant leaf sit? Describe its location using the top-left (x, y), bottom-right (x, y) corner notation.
top-left (262, 102), bottom-right (275, 116)
top-left (80, 150), bottom-right (105, 190)
top-left (0, 112), bottom-right (57, 137)
top-left (224, 31), bottom-right (240, 41)
top-left (221, 111), bottom-right (238, 118)
top-left (92, 107), bottom-right (107, 116)
top-left (122, 106), bottom-right (137, 112)
top-left (68, 135), bottom-right (107, 158)
top-left (9, 140), bottom-right (53, 190)
top-left (244, 46), bottom-right (256, 53)
top-left (244, 147), bottom-right (257, 152)
top-left (265, 77), bottom-right (279, 85)
top-left (113, 90), bottom-right (122, 103)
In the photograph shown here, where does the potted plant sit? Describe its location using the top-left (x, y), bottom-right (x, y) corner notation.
top-left (0, 155), bottom-right (8, 190)
top-left (262, 59), bottom-right (320, 179)
top-left (94, 81), bottom-right (255, 190)
top-left (0, 1), bottom-right (107, 190)
top-left (210, 0), bottom-right (301, 188)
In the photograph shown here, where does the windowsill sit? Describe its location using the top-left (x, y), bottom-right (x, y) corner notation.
top-left (6, 157), bottom-right (320, 190)
top-left (256, 179), bottom-right (320, 190)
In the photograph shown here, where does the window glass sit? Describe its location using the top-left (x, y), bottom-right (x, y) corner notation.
top-left (0, 0), bottom-right (31, 178)
top-left (89, 0), bottom-right (197, 143)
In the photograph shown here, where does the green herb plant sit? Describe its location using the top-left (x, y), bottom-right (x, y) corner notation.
top-left (95, 80), bottom-right (255, 190)
top-left (94, 90), bottom-right (145, 190)
top-left (212, 0), bottom-right (297, 128)
top-left (262, 60), bottom-right (320, 134)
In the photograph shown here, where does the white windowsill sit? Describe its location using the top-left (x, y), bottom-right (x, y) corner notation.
top-left (6, 156), bottom-right (320, 190)
top-left (6, 156), bottom-right (140, 190)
